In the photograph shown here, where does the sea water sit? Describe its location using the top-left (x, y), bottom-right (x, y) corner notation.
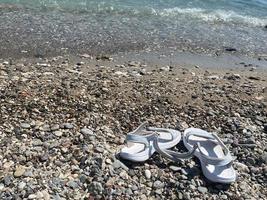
top-left (0, 0), bottom-right (266, 57)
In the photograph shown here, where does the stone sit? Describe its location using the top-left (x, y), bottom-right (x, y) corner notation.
top-left (3, 175), bottom-right (13, 186)
top-left (67, 181), bottom-right (79, 189)
top-left (198, 186), bottom-right (208, 193)
top-left (160, 66), bottom-right (171, 72)
top-left (153, 180), bottom-right (164, 189)
top-left (113, 160), bottom-right (129, 171)
top-left (144, 169), bottom-right (151, 179)
top-left (128, 61), bottom-right (141, 67)
top-left (28, 194), bottom-right (37, 199)
top-left (20, 123), bottom-right (31, 129)
top-left (18, 182), bottom-right (26, 190)
top-left (14, 166), bottom-right (26, 177)
top-left (51, 124), bottom-right (60, 131)
top-left (88, 181), bottom-right (103, 195)
top-left (41, 190), bottom-right (50, 200)
top-left (170, 165), bottom-right (181, 172)
top-left (80, 128), bottom-right (94, 135)
top-left (261, 152), bottom-right (267, 164)
top-left (54, 131), bottom-right (63, 137)
top-left (225, 47), bottom-right (237, 52)
top-left (207, 75), bottom-right (220, 80)
top-left (24, 170), bottom-right (34, 177)
top-left (32, 139), bottom-right (43, 146)
top-left (63, 123), bottom-right (74, 129)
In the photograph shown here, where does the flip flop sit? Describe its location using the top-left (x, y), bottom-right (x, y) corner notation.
top-left (119, 122), bottom-right (181, 162)
top-left (183, 128), bottom-right (237, 183)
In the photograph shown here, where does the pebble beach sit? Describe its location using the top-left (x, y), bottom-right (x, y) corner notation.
top-left (0, 53), bottom-right (266, 199)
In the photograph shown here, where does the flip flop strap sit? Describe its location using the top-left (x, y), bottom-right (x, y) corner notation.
top-left (126, 122), bottom-right (176, 146)
top-left (147, 127), bottom-right (175, 141)
top-left (186, 130), bottom-right (233, 166)
top-left (126, 122), bottom-right (154, 147)
top-left (153, 135), bottom-right (197, 161)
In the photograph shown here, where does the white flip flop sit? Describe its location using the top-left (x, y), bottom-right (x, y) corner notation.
top-left (183, 128), bottom-right (237, 183)
top-left (119, 122), bottom-right (181, 162)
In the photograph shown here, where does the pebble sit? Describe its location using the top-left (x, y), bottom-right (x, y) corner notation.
top-left (80, 128), bottom-right (94, 135)
top-left (144, 169), bottom-right (151, 179)
top-left (88, 181), bottom-right (103, 195)
top-left (28, 194), bottom-right (37, 199)
top-left (67, 181), bottom-right (79, 189)
top-left (261, 152), bottom-right (267, 164)
top-left (3, 175), bottom-right (13, 186)
top-left (18, 182), bottom-right (26, 190)
top-left (169, 165), bottom-right (181, 172)
top-left (198, 186), bottom-right (208, 193)
top-left (234, 162), bottom-right (249, 173)
top-left (62, 123), bottom-right (74, 129)
top-left (51, 124), bottom-right (60, 131)
top-left (153, 180), bottom-right (165, 189)
top-left (54, 131), bottom-right (63, 137)
top-left (20, 123), bottom-right (31, 129)
top-left (14, 166), bottom-right (26, 177)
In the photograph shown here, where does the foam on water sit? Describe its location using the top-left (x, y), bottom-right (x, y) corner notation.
top-left (158, 8), bottom-right (267, 27)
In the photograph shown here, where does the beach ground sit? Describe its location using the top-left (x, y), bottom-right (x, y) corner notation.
top-left (0, 52), bottom-right (266, 199)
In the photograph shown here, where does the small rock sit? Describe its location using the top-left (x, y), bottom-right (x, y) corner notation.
top-left (197, 186), bottom-right (208, 193)
top-left (248, 76), bottom-right (260, 80)
top-left (88, 181), bottom-right (103, 195)
top-left (28, 194), bottom-right (37, 199)
top-left (3, 175), bottom-right (13, 186)
top-left (261, 152), bottom-right (267, 164)
top-left (62, 123), bottom-right (74, 129)
top-left (80, 128), bottom-right (94, 135)
top-left (113, 160), bottom-right (129, 171)
top-left (54, 131), bottom-right (63, 137)
top-left (14, 166), bottom-right (26, 177)
top-left (18, 182), bottom-right (26, 190)
top-left (153, 180), bottom-right (165, 189)
top-left (225, 47), bottom-right (237, 52)
top-left (24, 170), bottom-right (34, 177)
top-left (20, 123), bottom-right (31, 129)
top-left (235, 162), bottom-right (249, 173)
top-left (160, 66), bottom-right (171, 72)
top-left (170, 165), bottom-right (181, 172)
top-left (128, 61), bottom-right (141, 67)
top-left (80, 54), bottom-right (92, 59)
top-left (207, 75), bottom-right (220, 80)
top-left (144, 169), bottom-right (151, 179)
top-left (67, 181), bottom-right (79, 189)
top-left (51, 124), bottom-right (60, 131)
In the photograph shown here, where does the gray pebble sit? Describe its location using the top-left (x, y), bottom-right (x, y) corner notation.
top-left (20, 123), bottom-right (31, 129)
top-left (88, 181), bottom-right (103, 195)
top-left (261, 152), bottom-right (267, 164)
top-left (169, 165), bottom-right (181, 172)
top-left (198, 186), bottom-right (208, 193)
top-left (153, 180), bottom-right (165, 189)
top-left (67, 181), bottom-right (79, 189)
top-left (81, 128), bottom-right (94, 135)
top-left (62, 123), bottom-right (74, 129)
top-left (51, 124), bottom-right (60, 131)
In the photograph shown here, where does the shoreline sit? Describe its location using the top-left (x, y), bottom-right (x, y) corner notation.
top-left (0, 52), bottom-right (266, 199)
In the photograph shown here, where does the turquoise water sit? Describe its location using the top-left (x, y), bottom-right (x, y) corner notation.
top-left (0, 0), bottom-right (266, 57)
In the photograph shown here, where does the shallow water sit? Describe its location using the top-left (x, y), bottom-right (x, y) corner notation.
top-left (0, 0), bottom-right (266, 57)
